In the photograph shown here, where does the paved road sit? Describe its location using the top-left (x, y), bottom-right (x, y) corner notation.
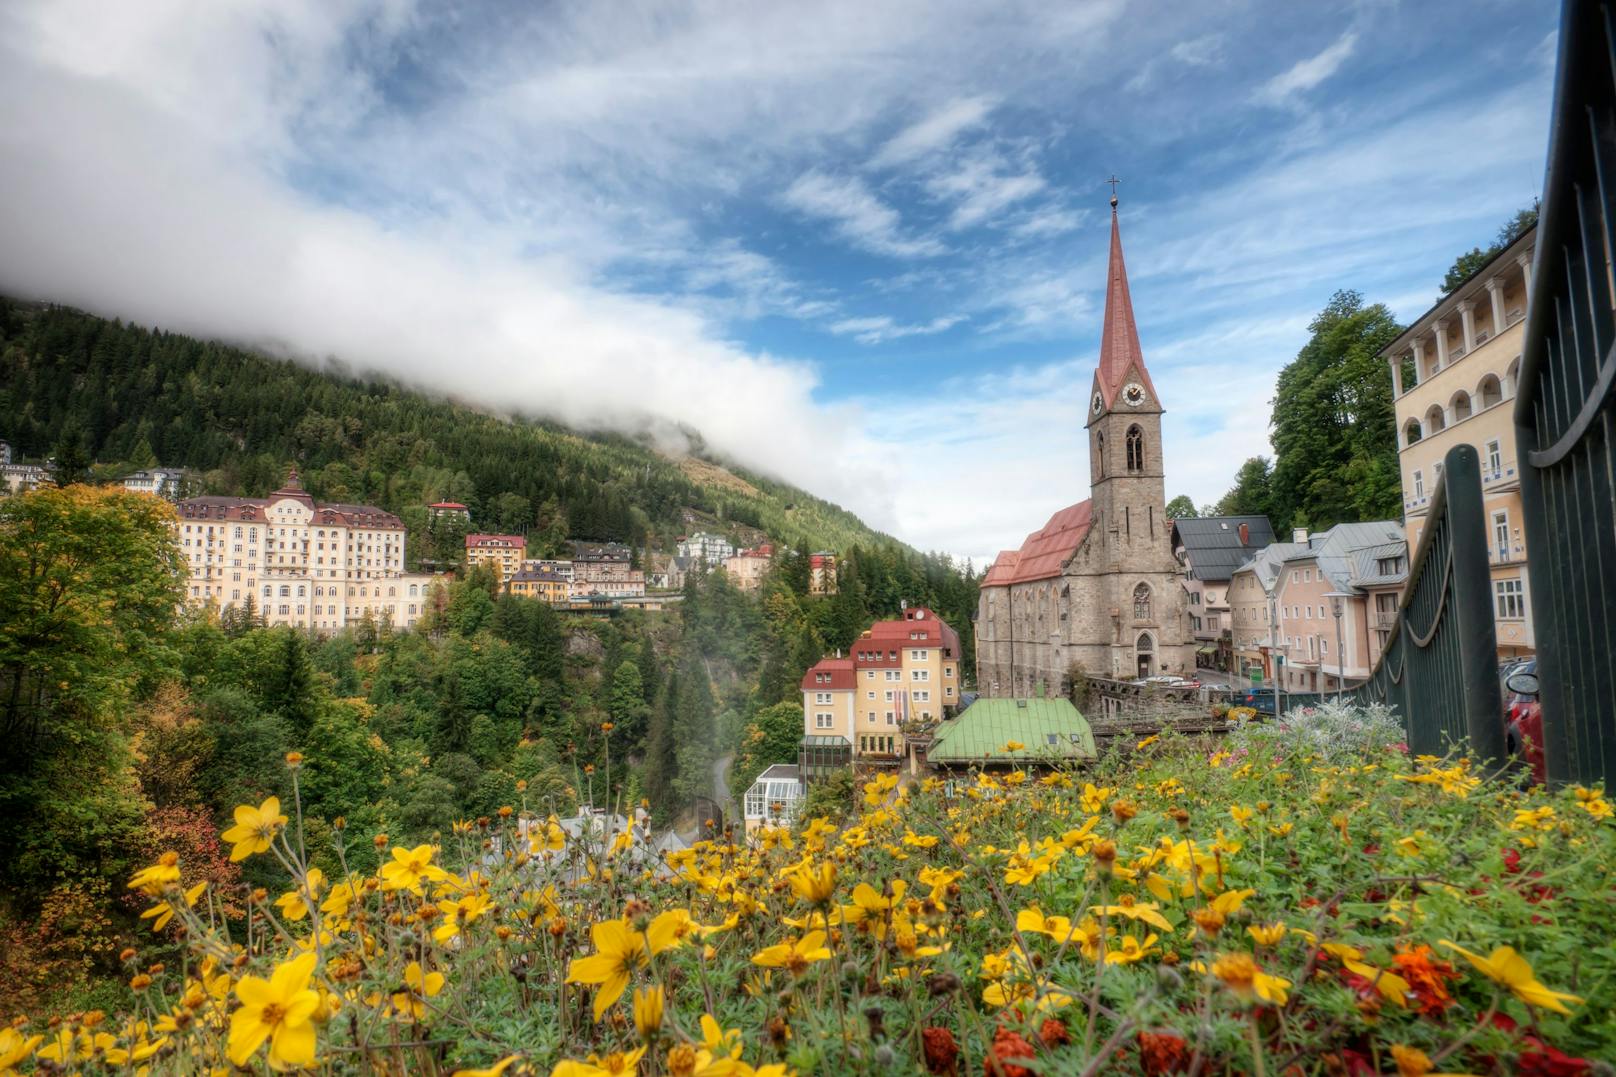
top-left (712, 751), bottom-right (734, 809)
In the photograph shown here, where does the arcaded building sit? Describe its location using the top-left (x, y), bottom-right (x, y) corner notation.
top-left (976, 198), bottom-right (1192, 694)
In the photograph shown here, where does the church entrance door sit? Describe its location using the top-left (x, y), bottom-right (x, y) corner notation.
top-left (1135, 632), bottom-right (1154, 679)
top-left (1137, 654), bottom-right (1151, 679)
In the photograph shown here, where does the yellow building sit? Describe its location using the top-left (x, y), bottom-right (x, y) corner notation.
top-left (723, 544), bottom-right (773, 593)
top-left (800, 606), bottom-right (963, 764)
top-left (507, 567), bottom-right (571, 604)
top-left (1383, 224), bottom-right (1535, 657)
top-left (175, 469), bottom-right (440, 633)
top-left (465, 533), bottom-right (526, 581)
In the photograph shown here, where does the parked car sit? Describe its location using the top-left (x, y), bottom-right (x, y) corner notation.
top-left (1503, 663), bottom-right (1544, 784)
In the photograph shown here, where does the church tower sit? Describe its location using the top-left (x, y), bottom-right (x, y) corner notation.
top-left (1081, 194), bottom-right (1188, 679)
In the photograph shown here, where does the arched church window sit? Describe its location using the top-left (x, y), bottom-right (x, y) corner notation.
top-left (1126, 426), bottom-right (1145, 472)
top-left (1136, 632), bottom-right (1154, 653)
top-left (1133, 582), bottom-right (1151, 620)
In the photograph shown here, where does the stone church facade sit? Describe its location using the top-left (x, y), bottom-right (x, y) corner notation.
top-left (976, 198), bottom-right (1191, 695)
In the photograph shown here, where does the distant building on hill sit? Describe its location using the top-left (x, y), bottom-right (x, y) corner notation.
top-left (809, 551), bottom-right (838, 595)
top-left (571, 558), bottom-right (646, 599)
top-left (506, 567), bottom-right (571, 605)
top-left (428, 501), bottom-right (470, 520)
top-left (799, 605), bottom-right (963, 768)
top-left (571, 541), bottom-right (632, 564)
top-left (174, 468), bottom-right (440, 633)
top-left (677, 531), bottom-right (734, 566)
top-left (724, 544), bottom-right (773, 592)
top-left (466, 533), bottom-right (526, 580)
top-left (122, 468), bottom-right (187, 500)
top-left (0, 460), bottom-right (49, 495)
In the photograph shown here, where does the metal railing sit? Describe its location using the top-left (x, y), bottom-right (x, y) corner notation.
top-left (1515, 0), bottom-right (1616, 787)
top-left (1348, 445), bottom-right (1504, 761)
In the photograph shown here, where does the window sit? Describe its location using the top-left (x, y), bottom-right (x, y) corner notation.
top-left (1126, 425), bottom-right (1144, 471)
top-left (911, 669), bottom-right (929, 681)
top-left (1492, 511), bottom-right (1510, 561)
top-left (884, 690), bottom-right (894, 702)
top-left (1485, 439), bottom-right (1502, 474)
top-left (886, 670), bottom-right (899, 682)
top-left (909, 649), bottom-right (925, 660)
top-left (1133, 583), bottom-right (1151, 620)
top-left (1413, 470), bottom-right (1424, 498)
top-left (884, 711), bottom-right (895, 724)
top-left (867, 691), bottom-right (875, 699)
top-left (1495, 578), bottom-right (1525, 619)
top-left (815, 692), bottom-right (832, 704)
top-left (815, 712), bottom-right (833, 730)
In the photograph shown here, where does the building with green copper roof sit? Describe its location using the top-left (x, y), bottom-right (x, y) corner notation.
top-left (924, 697), bottom-right (1095, 767)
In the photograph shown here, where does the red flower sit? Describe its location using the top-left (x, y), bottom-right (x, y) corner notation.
top-left (1136, 1031), bottom-right (1190, 1075)
top-left (1038, 1018), bottom-right (1070, 1049)
top-left (1517, 1041), bottom-right (1594, 1077)
top-left (923, 1026), bottom-right (960, 1076)
top-left (985, 1026), bottom-right (1037, 1077)
top-left (1391, 944), bottom-right (1457, 1017)
top-left (1503, 847), bottom-right (1523, 873)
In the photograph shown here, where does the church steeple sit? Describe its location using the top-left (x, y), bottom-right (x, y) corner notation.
top-left (1094, 196), bottom-right (1158, 411)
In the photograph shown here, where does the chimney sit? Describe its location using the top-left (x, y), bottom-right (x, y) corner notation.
top-left (1238, 522), bottom-right (1250, 546)
top-left (1293, 528), bottom-right (1308, 544)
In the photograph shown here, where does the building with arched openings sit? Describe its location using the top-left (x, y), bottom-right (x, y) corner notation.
top-left (975, 198), bottom-right (1192, 693)
top-left (1382, 222), bottom-right (1536, 658)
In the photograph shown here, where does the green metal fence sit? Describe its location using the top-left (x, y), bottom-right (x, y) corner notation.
top-left (1348, 445), bottom-right (1504, 760)
top-left (1515, 0), bottom-right (1616, 787)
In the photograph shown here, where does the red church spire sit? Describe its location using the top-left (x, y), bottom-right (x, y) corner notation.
top-left (1095, 190), bottom-right (1158, 407)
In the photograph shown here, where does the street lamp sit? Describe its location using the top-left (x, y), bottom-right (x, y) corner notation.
top-left (1324, 591), bottom-right (1350, 701)
top-left (1267, 591), bottom-right (1284, 718)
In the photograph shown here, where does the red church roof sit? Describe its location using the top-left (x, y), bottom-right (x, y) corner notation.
top-left (1095, 204), bottom-right (1159, 409)
top-left (981, 500), bottom-right (1093, 587)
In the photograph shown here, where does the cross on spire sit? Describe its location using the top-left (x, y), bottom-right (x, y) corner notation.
top-left (1106, 174), bottom-right (1120, 207)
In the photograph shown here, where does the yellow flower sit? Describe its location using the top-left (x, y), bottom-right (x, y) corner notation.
top-left (632, 986), bottom-right (663, 1041)
top-left (379, 845), bottom-right (449, 895)
top-left (453, 1056), bottom-right (522, 1077)
top-left (751, 930), bottom-right (832, 974)
top-left (787, 860), bottom-right (837, 905)
top-left (226, 951), bottom-right (320, 1069)
top-left (1210, 952), bottom-right (1291, 1006)
top-left (434, 891), bottom-right (495, 943)
top-left (1003, 741), bottom-right (1025, 752)
top-left (1016, 907), bottom-right (1074, 942)
top-left (1389, 1044), bottom-right (1432, 1077)
top-left (392, 961), bottom-right (446, 1020)
top-left (1247, 923), bottom-right (1287, 947)
top-left (902, 828), bottom-right (939, 848)
top-left (1208, 888), bottom-right (1255, 917)
top-left (1104, 933), bottom-right (1159, 964)
top-left (0, 1028), bottom-right (43, 1072)
top-left (220, 797), bottom-right (288, 862)
top-left (552, 1046), bottom-right (647, 1076)
top-left (1439, 942), bottom-right (1583, 1014)
top-left (566, 919), bottom-right (650, 1020)
top-left (140, 880), bottom-right (208, 932)
top-left (1230, 805), bottom-right (1254, 827)
top-left (128, 851), bottom-right (182, 893)
top-left (1136, 735), bottom-right (1160, 750)
top-left (699, 1014), bottom-right (743, 1059)
top-left (275, 868), bottom-right (326, 922)
top-left (1091, 897), bottom-right (1174, 933)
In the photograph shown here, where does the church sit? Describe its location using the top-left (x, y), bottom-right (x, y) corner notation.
top-left (975, 195), bottom-right (1191, 695)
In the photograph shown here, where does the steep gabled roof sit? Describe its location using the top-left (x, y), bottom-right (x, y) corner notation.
top-left (1095, 205), bottom-right (1159, 408)
top-left (981, 500), bottom-right (1092, 587)
top-left (1170, 515), bottom-right (1278, 581)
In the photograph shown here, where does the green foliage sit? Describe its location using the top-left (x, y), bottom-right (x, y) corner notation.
top-left (1440, 206), bottom-right (1539, 295)
top-left (1266, 290), bottom-right (1403, 531)
top-left (1164, 494), bottom-right (1198, 519)
top-left (1213, 456), bottom-right (1277, 519)
top-left (730, 700), bottom-right (806, 812)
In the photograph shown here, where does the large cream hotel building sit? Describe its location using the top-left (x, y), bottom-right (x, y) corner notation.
top-left (176, 469), bottom-right (440, 633)
top-left (1383, 224), bottom-right (1535, 657)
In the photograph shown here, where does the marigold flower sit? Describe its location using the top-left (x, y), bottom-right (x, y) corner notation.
top-left (551, 1046), bottom-right (646, 1076)
top-left (392, 961), bottom-right (445, 1021)
top-left (379, 845), bottom-right (449, 895)
top-left (1247, 923), bottom-right (1287, 947)
top-left (566, 919), bottom-right (653, 1020)
top-left (786, 860), bottom-right (837, 905)
top-left (226, 952), bottom-right (320, 1069)
top-left (284, 751), bottom-right (304, 768)
top-left (1389, 1044), bottom-right (1432, 1077)
top-left (451, 1055), bottom-right (521, 1077)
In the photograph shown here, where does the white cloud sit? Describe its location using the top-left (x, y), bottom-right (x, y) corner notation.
top-left (780, 171), bottom-right (946, 257)
top-left (926, 153), bottom-right (1047, 231)
top-left (1171, 33), bottom-right (1225, 67)
top-left (869, 96), bottom-right (996, 169)
top-left (1255, 30), bottom-right (1359, 106)
top-left (828, 314), bottom-right (965, 345)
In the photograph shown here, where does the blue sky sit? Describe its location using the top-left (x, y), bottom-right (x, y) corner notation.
top-left (0, 0), bottom-right (1557, 563)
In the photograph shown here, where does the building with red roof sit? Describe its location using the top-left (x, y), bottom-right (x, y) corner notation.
top-left (466, 533), bottom-right (527, 581)
top-left (976, 195), bottom-right (1191, 693)
top-left (800, 605), bottom-right (962, 766)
